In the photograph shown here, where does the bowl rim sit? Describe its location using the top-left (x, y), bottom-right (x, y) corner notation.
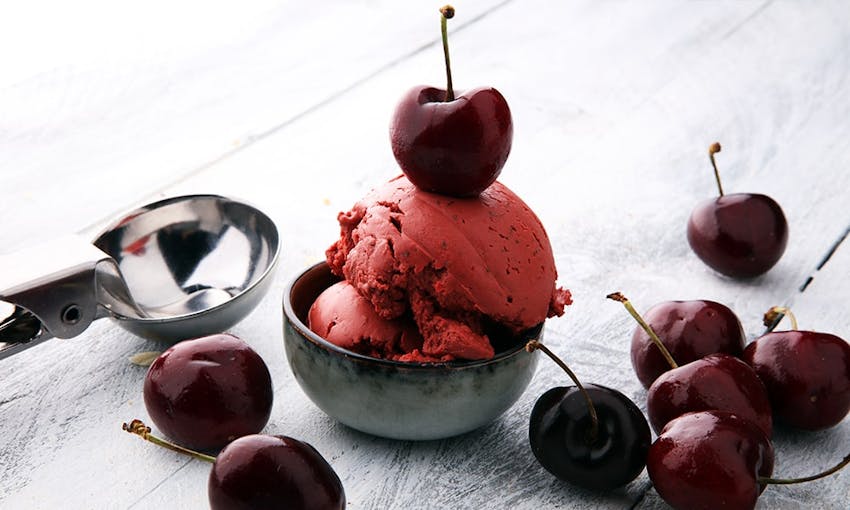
top-left (282, 261), bottom-right (542, 371)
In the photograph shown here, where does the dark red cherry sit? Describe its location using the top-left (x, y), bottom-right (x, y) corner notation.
top-left (530, 384), bottom-right (650, 490)
top-left (144, 333), bottom-right (273, 451)
top-left (123, 420), bottom-right (345, 510)
top-left (648, 410), bottom-right (774, 510)
top-left (527, 341), bottom-right (650, 490)
top-left (647, 354), bottom-right (773, 437)
top-left (687, 193), bottom-right (788, 278)
top-left (390, 85), bottom-right (511, 197)
top-left (389, 6), bottom-right (512, 197)
top-left (744, 330), bottom-right (850, 430)
top-left (648, 410), bottom-right (850, 509)
top-left (209, 434), bottom-right (345, 510)
top-left (629, 299), bottom-right (745, 388)
top-left (687, 143), bottom-right (788, 278)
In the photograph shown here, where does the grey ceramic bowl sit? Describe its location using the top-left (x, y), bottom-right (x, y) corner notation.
top-left (282, 262), bottom-right (542, 441)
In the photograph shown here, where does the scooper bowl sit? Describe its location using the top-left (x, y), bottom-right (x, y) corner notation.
top-left (0, 195), bottom-right (280, 359)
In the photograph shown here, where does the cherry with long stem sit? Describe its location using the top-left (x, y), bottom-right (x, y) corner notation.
top-left (125, 419), bottom-right (347, 510)
top-left (526, 340), bottom-right (599, 442)
top-left (709, 142), bottom-right (724, 197)
top-left (607, 292), bottom-right (678, 369)
top-left (688, 141), bottom-right (789, 278)
top-left (440, 5), bottom-right (455, 101)
top-left (527, 339), bottom-right (652, 490)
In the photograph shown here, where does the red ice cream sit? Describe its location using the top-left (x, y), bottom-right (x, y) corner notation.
top-left (310, 175), bottom-right (570, 362)
top-left (309, 280), bottom-right (441, 362)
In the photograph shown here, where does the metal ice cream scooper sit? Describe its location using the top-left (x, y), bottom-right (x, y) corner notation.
top-left (0, 195), bottom-right (280, 360)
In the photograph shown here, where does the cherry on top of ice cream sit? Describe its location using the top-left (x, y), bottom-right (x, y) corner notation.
top-left (315, 175), bottom-right (570, 362)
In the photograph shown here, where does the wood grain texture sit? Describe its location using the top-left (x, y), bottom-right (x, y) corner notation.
top-left (0, 0), bottom-right (506, 251)
top-left (1, 1), bottom-right (849, 509)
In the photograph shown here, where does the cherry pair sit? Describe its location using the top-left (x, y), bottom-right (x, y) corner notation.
top-left (135, 334), bottom-right (345, 509)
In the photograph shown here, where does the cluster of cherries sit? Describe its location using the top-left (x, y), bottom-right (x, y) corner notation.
top-left (121, 5), bottom-right (845, 509)
top-left (124, 6), bottom-right (505, 508)
top-left (390, 5), bottom-right (847, 509)
top-left (122, 5), bottom-right (503, 508)
top-left (125, 334), bottom-right (345, 510)
top-left (516, 56), bottom-right (842, 509)
top-left (526, 294), bottom-right (849, 509)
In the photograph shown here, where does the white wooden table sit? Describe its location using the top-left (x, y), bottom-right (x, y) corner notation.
top-left (2, 1), bottom-right (848, 508)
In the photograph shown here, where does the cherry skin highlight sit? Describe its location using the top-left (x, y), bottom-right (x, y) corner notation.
top-left (687, 142), bottom-right (788, 278)
top-left (390, 86), bottom-right (512, 197)
top-left (630, 300), bottom-right (745, 388)
top-left (143, 333), bottom-right (273, 452)
top-left (743, 330), bottom-right (850, 430)
top-left (687, 193), bottom-right (788, 278)
top-left (208, 434), bottom-right (345, 510)
top-left (647, 410), bottom-right (774, 510)
top-left (647, 353), bottom-right (773, 437)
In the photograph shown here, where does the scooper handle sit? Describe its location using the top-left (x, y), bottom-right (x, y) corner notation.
top-left (0, 235), bottom-right (113, 359)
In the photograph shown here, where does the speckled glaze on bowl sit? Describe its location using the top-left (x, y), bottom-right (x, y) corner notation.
top-left (282, 262), bottom-right (541, 441)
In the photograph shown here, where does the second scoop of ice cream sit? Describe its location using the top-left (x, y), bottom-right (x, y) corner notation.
top-left (308, 280), bottom-right (488, 362)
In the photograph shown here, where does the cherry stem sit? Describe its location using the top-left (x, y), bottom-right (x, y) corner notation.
top-left (759, 452), bottom-right (850, 485)
top-left (607, 292), bottom-right (678, 369)
top-left (440, 5), bottom-right (455, 102)
top-left (709, 142), bottom-right (725, 197)
top-left (526, 340), bottom-right (599, 444)
top-left (122, 419), bottom-right (216, 463)
top-left (763, 306), bottom-right (798, 332)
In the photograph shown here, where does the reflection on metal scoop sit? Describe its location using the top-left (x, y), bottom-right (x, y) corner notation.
top-left (0, 195), bottom-right (280, 360)
top-left (142, 287), bottom-right (237, 319)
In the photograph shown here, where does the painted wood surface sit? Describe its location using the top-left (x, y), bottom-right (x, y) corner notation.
top-left (1, 1), bottom-right (849, 508)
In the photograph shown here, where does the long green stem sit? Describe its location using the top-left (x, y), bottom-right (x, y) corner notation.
top-left (709, 142), bottom-right (725, 197)
top-left (760, 453), bottom-right (850, 485)
top-left (526, 340), bottom-right (599, 444)
top-left (440, 5), bottom-right (455, 101)
top-left (123, 419), bottom-right (216, 463)
top-left (607, 292), bottom-right (678, 369)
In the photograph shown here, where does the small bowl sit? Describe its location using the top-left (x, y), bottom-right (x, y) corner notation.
top-left (282, 262), bottom-right (541, 441)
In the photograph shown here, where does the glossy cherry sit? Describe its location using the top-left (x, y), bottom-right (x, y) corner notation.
top-left (648, 410), bottom-right (850, 510)
top-left (648, 410), bottom-right (775, 510)
top-left (687, 142), bottom-right (788, 278)
top-left (123, 420), bottom-right (346, 510)
top-left (743, 307), bottom-right (850, 430)
top-left (610, 294), bottom-right (745, 388)
top-left (209, 434), bottom-right (346, 510)
top-left (527, 341), bottom-right (651, 490)
top-left (647, 353), bottom-right (773, 437)
top-left (389, 6), bottom-right (512, 197)
top-left (144, 333), bottom-right (273, 451)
